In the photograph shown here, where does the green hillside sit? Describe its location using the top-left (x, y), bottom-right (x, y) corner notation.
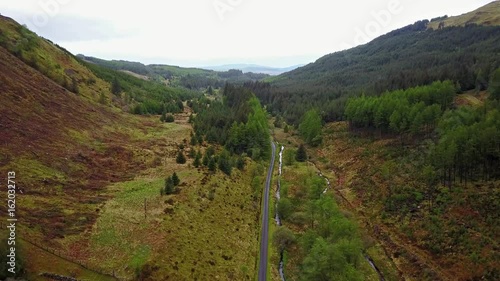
top-left (260, 21), bottom-right (500, 124)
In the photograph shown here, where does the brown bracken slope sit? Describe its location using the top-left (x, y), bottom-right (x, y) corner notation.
top-left (0, 45), bottom-right (146, 240)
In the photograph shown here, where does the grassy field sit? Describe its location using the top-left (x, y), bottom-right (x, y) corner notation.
top-left (0, 84), bottom-right (266, 281)
top-left (38, 115), bottom-right (266, 280)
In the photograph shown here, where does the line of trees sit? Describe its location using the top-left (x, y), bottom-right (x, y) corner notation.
top-left (345, 81), bottom-right (456, 140)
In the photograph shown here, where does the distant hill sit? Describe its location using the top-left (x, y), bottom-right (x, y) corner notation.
top-left (428, 1), bottom-right (500, 29)
top-left (202, 64), bottom-right (305, 75)
top-left (78, 55), bottom-right (271, 89)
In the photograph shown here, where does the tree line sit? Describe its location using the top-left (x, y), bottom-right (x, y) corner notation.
top-left (344, 80), bottom-right (456, 140)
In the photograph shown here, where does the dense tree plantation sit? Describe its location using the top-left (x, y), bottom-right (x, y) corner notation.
top-left (344, 80), bottom-right (455, 137)
top-left (193, 84), bottom-right (271, 160)
top-left (430, 103), bottom-right (500, 187)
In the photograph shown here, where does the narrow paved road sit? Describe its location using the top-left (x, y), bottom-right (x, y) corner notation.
top-left (258, 141), bottom-right (276, 281)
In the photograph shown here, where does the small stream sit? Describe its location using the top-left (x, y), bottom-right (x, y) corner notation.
top-left (275, 145), bottom-right (286, 281)
top-left (365, 255), bottom-right (386, 281)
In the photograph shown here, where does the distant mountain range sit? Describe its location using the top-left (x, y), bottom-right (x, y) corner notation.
top-left (202, 64), bottom-right (305, 75)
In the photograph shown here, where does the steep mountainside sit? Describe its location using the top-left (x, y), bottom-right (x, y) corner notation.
top-left (260, 3), bottom-right (500, 124)
top-left (0, 44), bottom-right (152, 240)
top-left (272, 23), bottom-right (499, 96)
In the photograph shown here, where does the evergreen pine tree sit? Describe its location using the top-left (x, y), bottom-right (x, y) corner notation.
top-left (165, 176), bottom-right (174, 195)
top-left (160, 109), bottom-right (167, 122)
top-left (296, 144), bottom-right (307, 162)
top-left (208, 157), bottom-right (217, 172)
top-left (194, 151), bottom-right (202, 168)
top-left (218, 151), bottom-right (232, 176)
top-left (172, 172), bottom-right (180, 186)
top-left (176, 150), bottom-right (186, 164)
top-left (202, 152), bottom-right (209, 166)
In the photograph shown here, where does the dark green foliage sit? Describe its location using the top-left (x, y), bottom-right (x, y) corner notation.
top-left (202, 152), bottom-right (209, 167)
top-left (226, 97), bottom-right (271, 160)
top-left (194, 151), bottom-right (202, 168)
top-left (272, 226), bottom-right (296, 252)
top-left (236, 156), bottom-right (246, 170)
top-left (277, 198), bottom-right (293, 220)
top-left (165, 177), bottom-right (174, 195)
top-left (489, 68), bottom-right (500, 100)
top-left (301, 237), bottom-right (363, 281)
top-left (190, 135), bottom-right (197, 146)
top-left (218, 150), bottom-right (233, 176)
top-left (297, 194), bottom-right (364, 280)
top-left (165, 114), bottom-right (175, 123)
top-left (429, 104), bottom-right (500, 186)
top-left (194, 84), bottom-right (271, 160)
top-left (172, 172), bottom-right (180, 186)
top-left (111, 77), bottom-right (121, 95)
top-left (299, 109), bottom-right (322, 146)
top-left (296, 144), bottom-right (307, 162)
top-left (176, 150), bottom-right (186, 164)
top-left (274, 116), bottom-right (282, 128)
top-left (208, 157), bottom-right (217, 172)
top-left (205, 146), bottom-right (215, 158)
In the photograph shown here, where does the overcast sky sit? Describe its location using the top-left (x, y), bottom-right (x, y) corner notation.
top-left (0, 0), bottom-right (494, 67)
